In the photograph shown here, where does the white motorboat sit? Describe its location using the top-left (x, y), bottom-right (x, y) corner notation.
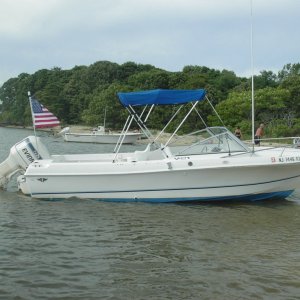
top-left (1, 89), bottom-right (300, 202)
top-left (62, 126), bottom-right (143, 144)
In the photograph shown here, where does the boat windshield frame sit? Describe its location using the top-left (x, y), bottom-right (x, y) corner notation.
top-left (166, 127), bottom-right (251, 156)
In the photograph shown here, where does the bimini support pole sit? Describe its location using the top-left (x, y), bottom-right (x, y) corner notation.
top-left (205, 95), bottom-right (226, 127)
top-left (126, 105), bottom-right (157, 144)
top-left (113, 115), bottom-right (131, 153)
top-left (154, 104), bottom-right (184, 143)
top-left (164, 101), bottom-right (199, 148)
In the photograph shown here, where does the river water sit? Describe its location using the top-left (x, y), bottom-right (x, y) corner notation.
top-left (0, 127), bottom-right (300, 299)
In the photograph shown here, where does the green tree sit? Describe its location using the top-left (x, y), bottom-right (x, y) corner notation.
top-left (81, 83), bottom-right (131, 129)
top-left (127, 69), bottom-right (171, 90)
top-left (1, 60), bottom-right (299, 133)
top-left (209, 87), bottom-right (290, 137)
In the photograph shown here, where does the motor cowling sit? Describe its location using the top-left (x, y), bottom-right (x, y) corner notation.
top-left (0, 136), bottom-right (50, 188)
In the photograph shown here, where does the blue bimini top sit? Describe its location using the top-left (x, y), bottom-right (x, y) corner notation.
top-left (117, 89), bottom-right (206, 107)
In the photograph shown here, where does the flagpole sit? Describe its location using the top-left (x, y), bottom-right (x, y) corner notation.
top-left (28, 91), bottom-right (38, 146)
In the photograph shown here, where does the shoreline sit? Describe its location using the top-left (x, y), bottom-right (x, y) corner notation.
top-left (1, 124), bottom-right (91, 133)
top-left (2, 125), bottom-right (289, 146)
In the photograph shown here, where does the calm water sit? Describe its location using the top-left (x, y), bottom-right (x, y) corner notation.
top-left (0, 127), bottom-right (300, 300)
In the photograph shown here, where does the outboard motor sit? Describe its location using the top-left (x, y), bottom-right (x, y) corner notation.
top-left (0, 136), bottom-right (50, 188)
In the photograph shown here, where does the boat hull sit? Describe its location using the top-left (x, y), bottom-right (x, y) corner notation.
top-left (18, 154), bottom-right (300, 202)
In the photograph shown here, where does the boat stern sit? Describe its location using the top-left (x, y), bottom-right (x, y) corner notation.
top-left (17, 175), bottom-right (31, 195)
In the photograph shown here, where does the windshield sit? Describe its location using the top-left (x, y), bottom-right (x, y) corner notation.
top-left (167, 127), bottom-right (250, 156)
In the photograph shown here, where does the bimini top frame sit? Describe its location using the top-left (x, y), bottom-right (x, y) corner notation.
top-left (118, 89), bottom-right (206, 107)
top-left (114, 89), bottom-right (209, 160)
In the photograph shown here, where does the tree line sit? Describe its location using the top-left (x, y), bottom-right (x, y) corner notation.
top-left (0, 61), bottom-right (300, 138)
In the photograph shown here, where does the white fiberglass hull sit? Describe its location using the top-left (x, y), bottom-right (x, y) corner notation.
top-left (18, 149), bottom-right (300, 202)
top-left (64, 132), bottom-right (142, 144)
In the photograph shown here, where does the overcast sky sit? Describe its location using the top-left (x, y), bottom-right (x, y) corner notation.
top-left (1, 0), bottom-right (299, 85)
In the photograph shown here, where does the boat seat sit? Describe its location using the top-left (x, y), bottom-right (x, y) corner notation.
top-left (146, 150), bottom-right (164, 160)
top-left (128, 145), bottom-right (173, 162)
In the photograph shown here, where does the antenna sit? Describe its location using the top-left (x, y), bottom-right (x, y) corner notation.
top-left (250, 0), bottom-right (255, 144)
top-left (103, 106), bottom-right (107, 129)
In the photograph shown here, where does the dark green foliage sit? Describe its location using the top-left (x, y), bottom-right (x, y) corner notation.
top-left (0, 61), bottom-right (300, 137)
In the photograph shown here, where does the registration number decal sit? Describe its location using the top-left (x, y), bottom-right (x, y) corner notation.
top-left (276, 156), bottom-right (300, 163)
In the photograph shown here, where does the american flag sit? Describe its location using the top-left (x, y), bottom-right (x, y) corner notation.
top-left (30, 97), bottom-right (60, 128)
